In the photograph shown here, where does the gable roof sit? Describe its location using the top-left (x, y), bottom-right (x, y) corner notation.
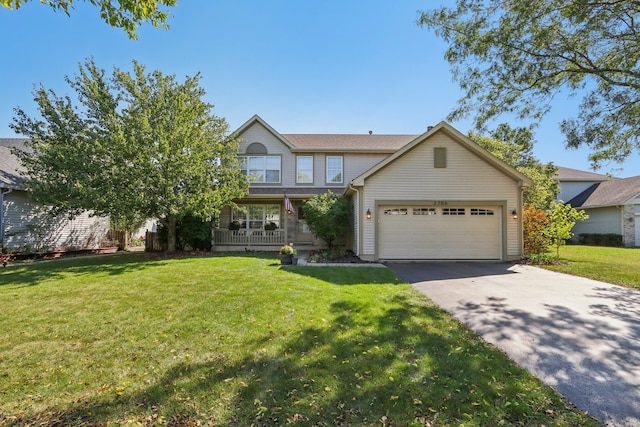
top-left (234, 115), bottom-right (417, 153)
top-left (349, 121), bottom-right (534, 187)
top-left (0, 139), bottom-right (28, 190)
top-left (567, 175), bottom-right (640, 208)
top-left (283, 134), bottom-right (416, 153)
top-left (554, 166), bottom-right (611, 182)
top-left (233, 115), bottom-right (296, 149)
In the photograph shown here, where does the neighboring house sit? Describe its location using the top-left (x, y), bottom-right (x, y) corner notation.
top-left (555, 166), bottom-right (640, 247)
top-left (213, 115), bottom-right (533, 261)
top-left (0, 138), bottom-right (110, 251)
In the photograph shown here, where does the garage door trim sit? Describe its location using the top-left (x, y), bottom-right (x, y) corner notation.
top-left (374, 200), bottom-right (508, 261)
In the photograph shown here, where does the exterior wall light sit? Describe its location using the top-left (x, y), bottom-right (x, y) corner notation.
top-left (511, 209), bottom-right (518, 219)
top-left (366, 209), bottom-right (372, 220)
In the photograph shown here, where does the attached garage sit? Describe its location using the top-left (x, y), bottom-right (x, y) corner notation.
top-left (377, 205), bottom-right (502, 260)
top-left (347, 122), bottom-right (533, 262)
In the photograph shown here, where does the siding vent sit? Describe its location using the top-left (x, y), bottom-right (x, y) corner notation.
top-left (434, 147), bottom-right (447, 168)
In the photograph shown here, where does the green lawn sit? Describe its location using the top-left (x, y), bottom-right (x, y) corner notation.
top-left (0, 253), bottom-right (597, 426)
top-left (545, 245), bottom-right (640, 290)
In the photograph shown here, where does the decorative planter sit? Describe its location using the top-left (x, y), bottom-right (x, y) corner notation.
top-left (292, 257), bottom-right (299, 265)
top-left (280, 254), bottom-right (293, 265)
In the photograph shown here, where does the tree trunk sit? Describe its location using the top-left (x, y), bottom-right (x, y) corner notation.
top-left (167, 215), bottom-right (177, 252)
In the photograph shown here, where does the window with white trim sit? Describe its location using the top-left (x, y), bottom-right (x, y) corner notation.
top-left (239, 156), bottom-right (281, 183)
top-left (297, 156), bottom-right (313, 183)
top-left (326, 156), bottom-right (343, 184)
top-left (232, 205), bottom-right (281, 229)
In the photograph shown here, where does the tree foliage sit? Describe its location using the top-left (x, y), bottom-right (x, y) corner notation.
top-left (419, 1), bottom-right (640, 167)
top-left (11, 58), bottom-right (249, 252)
top-left (522, 205), bottom-right (551, 255)
top-left (302, 191), bottom-right (351, 249)
top-left (543, 201), bottom-right (588, 258)
top-left (470, 124), bottom-right (558, 210)
top-left (0, 0), bottom-right (177, 38)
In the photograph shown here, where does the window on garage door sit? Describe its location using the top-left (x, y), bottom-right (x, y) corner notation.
top-left (413, 208), bottom-right (436, 215)
top-left (383, 208), bottom-right (408, 215)
top-left (442, 208), bottom-right (465, 215)
top-left (471, 208), bottom-right (494, 215)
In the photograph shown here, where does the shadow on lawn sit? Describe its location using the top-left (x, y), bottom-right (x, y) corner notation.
top-left (281, 265), bottom-right (405, 286)
top-left (9, 294), bottom-right (595, 426)
top-left (0, 253), bottom-right (169, 288)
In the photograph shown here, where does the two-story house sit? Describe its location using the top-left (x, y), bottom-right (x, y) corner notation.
top-left (212, 115), bottom-right (533, 261)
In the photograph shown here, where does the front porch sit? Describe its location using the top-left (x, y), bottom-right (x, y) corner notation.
top-left (213, 229), bottom-right (286, 246)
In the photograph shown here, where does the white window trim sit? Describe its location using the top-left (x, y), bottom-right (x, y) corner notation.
top-left (296, 155), bottom-right (314, 184)
top-left (239, 155), bottom-right (282, 184)
top-left (326, 155), bottom-right (343, 184)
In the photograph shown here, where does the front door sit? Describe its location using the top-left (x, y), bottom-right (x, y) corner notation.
top-left (295, 206), bottom-right (314, 244)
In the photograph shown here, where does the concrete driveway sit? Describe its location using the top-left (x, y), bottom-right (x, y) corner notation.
top-left (387, 262), bottom-right (640, 427)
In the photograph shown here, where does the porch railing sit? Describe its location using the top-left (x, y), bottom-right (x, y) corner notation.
top-left (213, 229), bottom-right (285, 246)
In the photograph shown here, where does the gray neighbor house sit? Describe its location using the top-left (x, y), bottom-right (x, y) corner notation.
top-left (555, 166), bottom-right (640, 247)
top-left (0, 138), bottom-right (109, 251)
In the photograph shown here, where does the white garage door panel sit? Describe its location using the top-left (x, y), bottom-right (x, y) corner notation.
top-left (378, 206), bottom-right (501, 259)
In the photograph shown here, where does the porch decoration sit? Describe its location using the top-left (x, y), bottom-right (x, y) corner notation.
top-left (264, 221), bottom-right (278, 231)
top-left (284, 192), bottom-right (295, 215)
top-left (279, 244), bottom-right (297, 265)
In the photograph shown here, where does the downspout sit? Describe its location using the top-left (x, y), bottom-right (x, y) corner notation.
top-left (348, 183), bottom-right (360, 256)
top-left (0, 188), bottom-right (13, 247)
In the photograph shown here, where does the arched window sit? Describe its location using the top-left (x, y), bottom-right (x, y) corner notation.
top-left (246, 142), bottom-right (267, 154)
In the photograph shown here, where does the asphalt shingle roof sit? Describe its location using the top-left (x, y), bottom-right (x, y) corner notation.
top-left (282, 134), bottom-right (417, 152)
top-left (554, 166), bottom-right (611, 181)
top-left (0, 139), bottom-right (28, 189)
top-left (567, 175), bottom-right (640, 207)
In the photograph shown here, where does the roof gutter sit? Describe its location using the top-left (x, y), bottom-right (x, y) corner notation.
top-left (348, 183), bottom-right (360, 256)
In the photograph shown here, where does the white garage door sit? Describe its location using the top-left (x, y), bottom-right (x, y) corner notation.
top-left (378, 205), bottom-right (502, 260)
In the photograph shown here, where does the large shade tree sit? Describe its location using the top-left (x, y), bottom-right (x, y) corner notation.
top-left (1, 0), bottom-right (177, 38)
top-left (469, 124), bottom-right (558, 210)
top-left (11, 58), bottom-right (249, 252)
top-left (419, 1), bottom-right (640, 167)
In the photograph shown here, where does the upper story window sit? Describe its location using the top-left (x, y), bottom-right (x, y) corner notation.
top-left (239, 143), bottom-right (280, 183)
top-left (297, 156), bottom-right (314, 183)
top-left (239, 156), bottom-right (281, 183)
top-left (326, 155), bottom-right (343, 184)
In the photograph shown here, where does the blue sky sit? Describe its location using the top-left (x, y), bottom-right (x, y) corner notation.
top-left (1, 0), bottom-right (638, 177)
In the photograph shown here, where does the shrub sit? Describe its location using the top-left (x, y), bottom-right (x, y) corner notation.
top-left (527, 253), bottom-right (560, 265)
top-left (157, 216), bottom-right (213, 251)
top-left (303, 191), bottom-right (351, 249)
top-left (523, 205), bottom-right (550, 255)
top-left (578, 233), bottom-right (623, 247)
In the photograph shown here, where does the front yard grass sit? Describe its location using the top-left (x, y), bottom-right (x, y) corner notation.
top-left (544, 245), bottom-right (640, 290)
top-left (0, 253), bottom-right (597, 426)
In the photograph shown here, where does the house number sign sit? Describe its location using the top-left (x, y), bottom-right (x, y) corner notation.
top-left (432, 201), bottom-right (448, 206)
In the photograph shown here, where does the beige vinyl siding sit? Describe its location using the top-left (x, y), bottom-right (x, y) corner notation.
top-left (572, 206), bottom-right (622, 236)
top-left (361, 133), bottom-right (522, 258)
top-left (2, 191), bottom-right (109, 250)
